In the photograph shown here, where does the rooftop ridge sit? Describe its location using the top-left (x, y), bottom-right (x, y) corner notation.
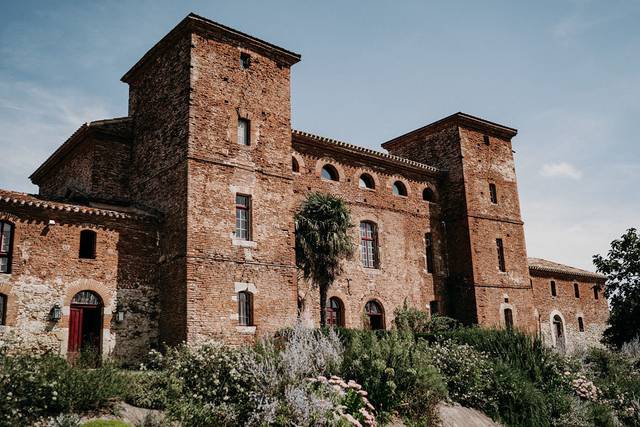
top-left (292, 129), bottom-right (442, 174)
top-left (528, 257), bottom-right (606, 280)
top-left (0, 189), bottom-right (156, 221)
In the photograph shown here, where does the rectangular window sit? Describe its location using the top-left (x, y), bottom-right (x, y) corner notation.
top-left (0, 294), bottom-right (6, 325)
top-left (425, 232), bottom-right (435, 273)
top-left (0, 222), bottom-right (14, 273)
top-left (578, 316), bottom-right (584, 332)
top-left (496, 238), bottom-right (506, 272)
top-left (240, 53), bottom-right (251, 69)
top-left (79, 230), bottom-right (97, 259)
top-left (238, 291), bottom-right (253, 326)
top-left (235, 195), bottom-right (252, 240)
top-left (551, 280), bottom-right (557, 297)
top-left (574, 283), bottom-right (580, 298)
top-left (238, 118), bottom-right (250, 146)
top-left (489, 183), bottom-right (498, 204)
top-left (429, 300), bottom-right (439, 316)
top-left (593, 286), bottom-right (599, 300)
top-left (360, 222), bottom-right (378, 269)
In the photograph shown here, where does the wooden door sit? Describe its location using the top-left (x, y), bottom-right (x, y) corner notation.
top-left (68, 307), bottom-right (83, 355)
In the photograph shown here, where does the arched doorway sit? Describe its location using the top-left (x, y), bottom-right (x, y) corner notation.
top-left (364, 300), bottom-right (385, 330)
top-left (552, 314), bottom-right (565, 354)
top-left (327, 297), bottom-right (345, 327)
top-left (68, 290), bottom-right (103, 360)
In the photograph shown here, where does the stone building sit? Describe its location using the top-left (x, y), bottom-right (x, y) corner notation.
top-left (0, 13), bottom-right (608, 363)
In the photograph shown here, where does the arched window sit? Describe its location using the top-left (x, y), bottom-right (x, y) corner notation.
top-left (359, 174), bottom-right (375, 189)
top-left (504, 308), bottom-right (514, 330)
top-left (360, 221), bottom-right (379, 269)
top-left (552, 314), bottom-right (565, 353)
top-left (292, 157), bottom-right (300, 173)
top-left (238, 291), bottom-right (253, 326)
top-left (321, 164), bottom-right (339, 181)
top-left (574, 283), bottom-right (580, 298)
top-left (0, 293), bottom-right (7, 325)
top-left (327, 297), bottom-right (344, 327)
top-left (391, 181), bottom-right (407, 197)
top-left (578, 316), bottom-right (585, 332)
top-left (550, 280), bottom-right (557, 297)
top-left (0, 221), bottom-right (14, 273)
top-left (422, 188), bottom-right (435, 202)
top-left (365, 300), bottom-right (385, 330)
top-left (71, 290), bottom-right (102, 306)
top-left (79, 230), bottom-right (97, 259)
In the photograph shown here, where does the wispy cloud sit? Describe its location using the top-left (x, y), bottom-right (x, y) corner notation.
top-left (539, 162), bottom-right (583, 180)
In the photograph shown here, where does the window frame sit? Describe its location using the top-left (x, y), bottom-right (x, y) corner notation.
top-left (0, 221), bottom-right (14, 274)
top-left (364, 300), bottom-right (385, 330)
top-left (292, 157), bottom-right (300, 173)
top-left (593, 286), bottom-right (599, 300)
top-left (238, 290), bottom-right (253, 326)
top-left (359, 173), bottom-right (375, 190)
top-left (0, 293), bottom-right (7, 326)
top-left (391, 181), bottom-right (407, 197)
top-left (504, 308), bottom-right (514, 330)
top-left (235, 194), bottom-right (252, 241)
top-left (578, 316), bottom-right (585, 332)
top-left (422, 187), bottom-right (435, 202)
top-left (496, 238), bottom-right (506, 272)
top-left (240, 52), bottom-right (251, 69)
top-left (78, 230), bottom-right (97, 260)
top-left (574, 283), bottom-right (580, 298)
top-left (321, 164), bottom-right (339, 181)
top-left (550, 280), bottom-right (557, 297)
top-left (425, 232), bottom-right (435, 273)
top-left (237, 118), bottom-right (251, 146)
top-left (489, 183), bottom-right (498, 204)
top-left (360, 221), bottom-right (379, 269)
top-left (327, 297), bottom-right (345, 327)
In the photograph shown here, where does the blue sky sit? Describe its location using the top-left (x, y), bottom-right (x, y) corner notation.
top-left (1, 0), bottom-right (638, 270)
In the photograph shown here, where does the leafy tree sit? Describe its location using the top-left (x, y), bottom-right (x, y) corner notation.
top-left (593, 228), bottom-right (640, 348)
top-left (295, 192), bottom-right (354, 326)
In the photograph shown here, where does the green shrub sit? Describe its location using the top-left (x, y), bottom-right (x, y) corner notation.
top-left (81, 421), bottom-right (131, 427)
top-left (393, 304), bottom-right (460, 335)
top-left (340, 330), bottom-right (446, 423)
top-left (122, 371), bottom-right (169, 410)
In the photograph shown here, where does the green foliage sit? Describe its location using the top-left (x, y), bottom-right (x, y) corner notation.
top-left (122, 370), bottom-right (169, 410)
top-left (81, 421), bottom-right (131, 427)
top-left (340, 330), bottom-right (446, 423)
top-left (393, 303), bottom-right (460, 335)
top-left (593, 227), bottom-right (640, 348)
top-left (0, 352), bottom-right (127, 426)
top-left (295, 192), bottom-right (354, 326)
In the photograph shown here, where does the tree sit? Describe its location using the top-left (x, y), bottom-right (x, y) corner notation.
top-left (295, 192), bottom-right (354, 327)
top-left (593, 228), bottom-right (640, 348)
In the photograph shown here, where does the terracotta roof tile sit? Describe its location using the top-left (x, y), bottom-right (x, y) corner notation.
top-left (528, 257), bottom-right (605, 281)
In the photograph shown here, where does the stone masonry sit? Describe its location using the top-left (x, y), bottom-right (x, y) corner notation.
top-left (0, 13), bottom-right (608, 363)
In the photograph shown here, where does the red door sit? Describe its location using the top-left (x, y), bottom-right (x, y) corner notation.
top-left (68, 307), bottom-right (83, 355)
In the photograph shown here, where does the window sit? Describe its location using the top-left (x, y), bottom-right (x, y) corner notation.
top-left (240, 52), bottom-right (251, 69)
top-left (593, 286), bottom-right (599, 300)
top-left (0, 294), bottom-right (6, 325)
top-left (235, 195), bottom-right (252, 240)
top-left (0, 221), bottom-right (14, 273)
top-left (238, 118), bottom-right (250, 146)
top-left (392, 181), bottom-right (407, 197)
top-left (496, 238), bottom-right (506, 272)
top-left (72, 290), bottom-right (102, 306)
top-left (425, 232), bottom-right (435, 273)
top-left (489, 183), bottom-right (498, 204)
top-left (483, 134), bottom-right (490, 145)
top-left (574, 283), bottom-right (580, 298)
top-left (504, 308), bottom-right (514, 330)
top-left (292, 157), bottom-right (300, 173)
top-left (359, 173), bottom-right (375, 189)
top-left (578, 316), bottom-right (585, 332)
top-left (429, 300), bottom-right (439, 316)
top-left (327, 297), bottom-right (344, 327)
top-left (360, 222), bottom-right (379, 269)
top-left (321, 164), bottom-right (339, 181)
top-left (79, 230), bottom-right (97, 259)
top-left (365, 300), bottom-right (384, 330)
top-left (238, 291), bottom-right (253, 326)
top-left (550, 280), bottom-right (557, 297)
top-left (422, 188), bottom-right (435, 202)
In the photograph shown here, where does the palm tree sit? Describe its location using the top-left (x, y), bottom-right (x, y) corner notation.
top-left (295, 192), bottom-right (354, 327)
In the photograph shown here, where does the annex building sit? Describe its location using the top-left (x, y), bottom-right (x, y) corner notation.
top-left (0, 14), bottom-right (608, 363)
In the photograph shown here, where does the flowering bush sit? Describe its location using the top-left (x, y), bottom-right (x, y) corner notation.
top-left (308, 376), bottom-right (376, 426)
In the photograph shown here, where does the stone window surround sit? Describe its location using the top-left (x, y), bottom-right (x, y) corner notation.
top-left (235, 108), bottom-right (255, 149)
top-left (233, 282), bottom-right (257, 334)
top-left (230, 185), bottom-right (256, 247)
top-left (499, 298), bottom-right (517, 329)
top-left (548, 310), bottom-right (567, 348)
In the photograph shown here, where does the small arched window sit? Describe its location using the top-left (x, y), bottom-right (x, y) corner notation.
top-left (360, 221), bottom-right (379, 269)
top-left (292, 157), bottom-right (300, 173)
top-left (359, 174), bottom-right (375, 189)
top-left (365, 300), bottom-right (385, 330)
top-left (0, 221), bottom-right (14, 273)
top-left (71, 290), bottom-right (102, 306)
top-left (422, 188), bottom-right (435, 202)
top-left (574, 283), bottom-right (580, 298)
top-left (238, 291), bottom-right (253, 326)
top-left (391, 181), bottom-right (407, 197)
top-left (0, 293), bottom-right (7, 325)
top-left (550, 280), bottom-right (557, 297)
top-left (504, 308), bottom-right (514, 330)
top-left (79, 230), bottom-right (97, 259)
top-left (321, 164), bottom-right (339, 181)
top-left (327, 297), bottom-right (344, 327)
top-left (578, 316), bottom-right (585, 332)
